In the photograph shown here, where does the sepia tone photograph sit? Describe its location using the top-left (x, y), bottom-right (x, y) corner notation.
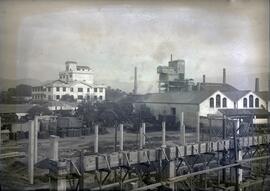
top-left (0, 0), bottom-right (269, 190)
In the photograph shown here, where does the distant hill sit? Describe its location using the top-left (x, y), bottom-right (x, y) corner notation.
top-left (0, 78), bottom-right (41, 91)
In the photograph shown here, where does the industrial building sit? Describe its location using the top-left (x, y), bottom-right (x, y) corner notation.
top-left (136, 56), bottom-right (269, 127)
top-left (32, 61), bottom-right (106, 102)
top-left (157, 55), bottom-right (194, 92)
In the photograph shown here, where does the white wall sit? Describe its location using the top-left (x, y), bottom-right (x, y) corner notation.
top-left (199, 91), bottom-right (234, 117)
top-left (237, 92), bottom-right (267, 109)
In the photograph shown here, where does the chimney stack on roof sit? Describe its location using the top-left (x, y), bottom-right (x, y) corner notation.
top-left (133, 67), bottom-right (138, 95)
top-left (255, 78), bottom-right (259, 92)
top-left (203, 75), bottom-right (206, 83)
top-left (223, 68), bottom-right (226, 84)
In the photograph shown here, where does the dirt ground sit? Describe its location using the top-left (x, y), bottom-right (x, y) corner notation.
top-left (0, 128), bottom-right (197, 190)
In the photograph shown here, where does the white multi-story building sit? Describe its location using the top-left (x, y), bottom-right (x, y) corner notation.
top-left (32, 61), bottom-right (106, 102)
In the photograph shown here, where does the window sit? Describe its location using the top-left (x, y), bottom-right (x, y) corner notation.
top-left (94, 88), bottom-right (97, 92)
top-left (63, 87), bottom-right (66, 92)
top-left (210, 98), bottom-right (214, 108)
top-left (87, 95), bottom-right (90, 100)
top-left (48, 95), bottom-right (52, 100)
top-left (243, 98), bottom-right (247, 108)
top-left (94, 95), bottom-right (97, 100)
top-left (216, 94), bottom-right (221, 108)
top-left (70, 88), bottom-right (73, 92)
top-left (78, 95), bottom-right (83, 100)
top-left (255, 98), bottom-right (259, 107)
top-left (87, 88), bottom-right (90, 92)
top-left (56, 87), bottom-right (60, 92)
top-left (47, 87), bottom-right (51, 92)
top-left (56, 95), bottom-right (60, 99)
top-left (78, 88), bottom-right (83, 92)
top-left (171, 107), bottom-right (176, 116)
top-left (99, 95), bottom-right (103, 100)
top-left (99, 88), bottom-right (103, 92)
top-left (70, 74), bottom-right (72, 78)
top-left (222, 98), bottom-right (227, 108)
top-left (249, 95), bottom-right (254, 107)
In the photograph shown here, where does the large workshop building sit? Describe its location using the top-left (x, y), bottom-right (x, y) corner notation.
top-left (32, 61), bottom-right (106, 102)
top-left (135, 57), bottom-right (269, 126)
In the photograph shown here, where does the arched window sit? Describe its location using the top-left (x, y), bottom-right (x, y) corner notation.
top-left (255, 98), bottom-right (259, 107)
top-left (222, 98), bottom-right (227, 107)
top-left (249, 95), bottom-right (254, 107)
top-left (216, 94), bottom-right (221, 108)
top-left (210, 98), bottom-right (214, 108)
top-left (243, 98), bottom-right (247, 108)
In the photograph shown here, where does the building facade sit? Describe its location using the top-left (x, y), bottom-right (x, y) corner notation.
top-left (32, 61), bottom-right (106, 102)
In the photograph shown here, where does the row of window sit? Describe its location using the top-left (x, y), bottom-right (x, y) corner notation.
top-left (55, 95), bottom-right (103, 100)
top-left (33, 94), bottom-right (45, 99)
top-left (209, 95), bottom-right (227, 108)
top-left (60, 74), bottom-right (72, 79)
top-left (243, 95), bottom-right (259, 108)
top-left (54, 87), bottom-right (103, 93)
top-left (209, 94), bottom-right (260, 108)
top-left (32, 87), bottom-right (45, 92)
top-left (34, 86), bottom-right (104, 93)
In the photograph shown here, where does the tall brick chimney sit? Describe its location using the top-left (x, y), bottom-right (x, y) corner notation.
top-left (203, 75), bottom-right (206, 83)
top-left (223, 68), bottom-right (226, 84)
top-left (255, 78), bottom-right (259, 92)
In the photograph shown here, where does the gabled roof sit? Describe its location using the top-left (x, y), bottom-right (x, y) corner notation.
top-left (200, 83), bottom-right (238, 92)
top-left (222, 90), bottom-right (251, 102)
top-left (255, 91), bottom-right (269, 101)
top-left (0, 104), bottom-right (34, 114)
top-left (222, 90), bottom-right (269, 102)
top-left (136, 90), bottom-right (217, 104)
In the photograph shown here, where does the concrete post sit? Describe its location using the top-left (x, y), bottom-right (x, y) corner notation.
top-left (28, 120), bottom-right (34, 184)
top-left (196, 112), bottom-right (200, 143)
top-left (0, 117), bottom-right (2, 152)
top-left (34, 116), bottom-right (39, 164)
top-left (94, 125), bottom-right (99, 153)
top-left (119, 124), bottom-right (124, 151)
top-left (180, 112), bottom-right (185, 145)
top-left (139, 125), bottom-right (143, 150)
top-left (142, 123), bottom-right (146, 146)
top-left (236, 119), bottom-right (243, 183)
top-left (49, 161), bottom-right (67, 191)
top-left (49, 135), bottom-right (59, 161)
top-left (161, 121), bottom-right (166, 148)
top-left (165, 148), bottom-right (176, 190)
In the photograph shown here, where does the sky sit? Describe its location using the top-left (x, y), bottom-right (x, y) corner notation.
top-left (0, 0), bottom-right (269, 93)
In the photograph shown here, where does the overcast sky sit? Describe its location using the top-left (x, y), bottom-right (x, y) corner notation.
top-left (0, 0), bottom-right (269, 93)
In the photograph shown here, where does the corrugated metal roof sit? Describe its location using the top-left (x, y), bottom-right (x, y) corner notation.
top-left (256, 91), bottom-right (269, 101)
top-left (136, 90), bottom-right (217, 104)
top-left (200, 83), bottom-right (238, 92)
top-left (0, 104), bottom-right (34, 114)
top-left (222, 90), bottom-right (251, 102)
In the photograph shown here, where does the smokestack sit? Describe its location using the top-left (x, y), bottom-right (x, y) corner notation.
top-left (203, 75), bottom-right (206, 83)
top-left (223, 68), bottom-right (226, 84)
top-left (170, 54), bottom-right (173, 62)
top-left (197, 82), bottom-right (201, 91)
top-left (133, 67), bottom-right (138, 95)
top-left (255, 78), bottom-right (259, 92)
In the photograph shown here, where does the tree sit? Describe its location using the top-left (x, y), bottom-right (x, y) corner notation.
top-left (15, 84), bottom-right (32, 97)
top-left (61, 94), bottom-right (75, 102)
top-left (27, 105), bottom-right (52, 118)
